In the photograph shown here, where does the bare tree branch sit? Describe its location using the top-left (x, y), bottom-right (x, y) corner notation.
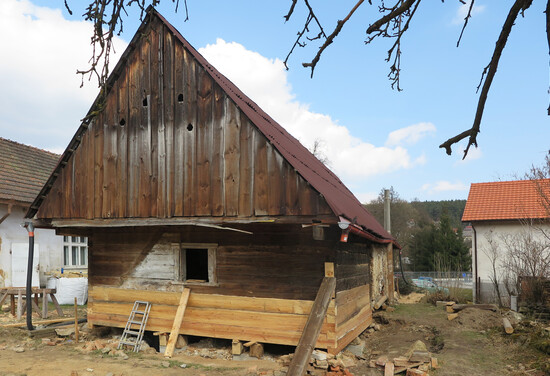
top-left (302, 0), bottom-right (365, 77)
top-left (366, 0), bottom-right (417, 34)
top-left (439, 0), bottom-right (533, 158)
top-left (457, 0), bottom-right (475, 47)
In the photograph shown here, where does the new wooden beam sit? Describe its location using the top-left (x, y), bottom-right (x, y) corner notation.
top-left (164, 288), bottom-right (190, 358)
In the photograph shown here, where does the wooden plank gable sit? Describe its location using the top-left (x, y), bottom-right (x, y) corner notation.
top-left (36, 17), bottom-right (331, 221)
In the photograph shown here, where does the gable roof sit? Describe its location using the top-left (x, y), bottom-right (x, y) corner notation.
top-left (26, 7), bottom-right (395, 246)
top-left (462, 179), bottom-right (550, 222)
top-left (0, 138), bottom-right (59, 205)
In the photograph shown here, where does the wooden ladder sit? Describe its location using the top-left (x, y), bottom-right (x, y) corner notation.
top-left (287, 276), bottom-right (336, 376)
top-left (117, 300), bottom-right (151, 352)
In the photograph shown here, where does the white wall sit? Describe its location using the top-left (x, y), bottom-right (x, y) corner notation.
top-left (472, 221), bottom-right (550, 305)
top-left (0, 203), bottom-right (63, 287)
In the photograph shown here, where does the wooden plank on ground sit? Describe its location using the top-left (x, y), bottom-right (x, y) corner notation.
top-left (287, 277), bottom-right (335, 376)
top-left (164, 288), bottom-right (190, 358)
top-left (2, 317), bottom-right (77, 328)
top-left (384, 361), bottom-right (394, 376)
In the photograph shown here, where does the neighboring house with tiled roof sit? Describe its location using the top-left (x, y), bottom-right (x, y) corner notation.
top-left (0, 138), bottom-right (88, 288)
top-left (463, 179), bottom-right (550, 305)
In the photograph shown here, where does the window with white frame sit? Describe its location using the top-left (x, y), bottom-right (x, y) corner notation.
top-left (63, 236), bottom-right (88, 267)
top-left (179, 243), bottom-right (216, 284)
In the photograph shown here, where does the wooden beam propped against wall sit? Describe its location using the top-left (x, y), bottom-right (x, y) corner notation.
top-left (164, 288), bottom-right (191, 358)
top-left (287, 274), bottom-right (336, 376)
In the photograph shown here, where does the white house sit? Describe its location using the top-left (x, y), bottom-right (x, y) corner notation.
top-left (463, 179), bottom-right (550, 305)
top-left (0, 138), bottom-right (88, 287)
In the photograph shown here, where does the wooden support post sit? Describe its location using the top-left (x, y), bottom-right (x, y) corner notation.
top-left (16, 291), bottom-right (22, 320)
top-left (10, 294), bottom-right (15, 317)
top-left (74, 297), bottom-right (79, 342)
top-left (30, 298), bottom-right (41, 315)
top-left (50, 293), bottom-right (64, 316)
top-left (164, 288), bottom-right (190, 358)
top-left (42, 291), bottom-right (47, 319)
top-left (287, 277), bottom-right (335, 376)
top-left (232, 339), bottom-right (243, 355)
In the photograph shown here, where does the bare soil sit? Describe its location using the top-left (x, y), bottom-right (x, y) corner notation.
top-left (0, 298), bottom-right (548, 376)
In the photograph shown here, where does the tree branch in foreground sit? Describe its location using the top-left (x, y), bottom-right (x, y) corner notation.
top-left (439, 0), bottom-right (533, 158)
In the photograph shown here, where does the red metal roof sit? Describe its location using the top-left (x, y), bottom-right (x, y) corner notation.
top-left (26, 8), bottom-right (395, 246)
top-left (462, 179), bottom-right (550, 222)
top-left (0, 138), bottom-right (59, 205)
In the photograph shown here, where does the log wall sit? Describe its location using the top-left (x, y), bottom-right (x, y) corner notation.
top-left (88, 226), bottom-right (336, 301)
top-left (88, 286), bottom-right (336, 349)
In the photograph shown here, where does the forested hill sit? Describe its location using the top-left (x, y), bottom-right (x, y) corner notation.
top-left (411, 200), bottom-right (466, 227)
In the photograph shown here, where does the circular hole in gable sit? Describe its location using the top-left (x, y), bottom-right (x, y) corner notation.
top-left (177, 93), bottom-right (184, 102)
top-left (119, 118), bottom-right (126, 126)
top-left (187, 123), bottom-right (193, 131)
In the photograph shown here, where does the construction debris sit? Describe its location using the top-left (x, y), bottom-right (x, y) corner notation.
top-left (369, 341), bottom-right (437, 375)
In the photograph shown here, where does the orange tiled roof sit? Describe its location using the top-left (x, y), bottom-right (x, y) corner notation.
top-left (462, 179), bottom-right (550, 222)
top-left (0, 138), bottom-right (60, 205)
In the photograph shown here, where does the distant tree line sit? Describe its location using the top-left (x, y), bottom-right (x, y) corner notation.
top-left (364, 188), bottom-right (470, 272)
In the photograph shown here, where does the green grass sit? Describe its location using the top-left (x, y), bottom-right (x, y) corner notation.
top-left (393, 303), bottom-right (440, 318)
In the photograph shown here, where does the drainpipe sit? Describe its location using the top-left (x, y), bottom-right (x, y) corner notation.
top-left (22, 222), bottom-right (35, 331)
top-left (472, 224), bottom-right (478, 303)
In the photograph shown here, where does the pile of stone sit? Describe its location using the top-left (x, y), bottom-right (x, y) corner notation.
top-left (278, 349), bottom-right (356, 376)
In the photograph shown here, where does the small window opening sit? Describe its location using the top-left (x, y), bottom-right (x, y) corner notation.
top-left (185, 248), bottom-right (209, 282)
top-left (142, 97), bottom-right (148, 107)
top-left (187, 123), bottom-right (193, 131)
top-left (177, 93), bottom-right (184, 102)
top-left (119, 118), bottom-right (126, 126)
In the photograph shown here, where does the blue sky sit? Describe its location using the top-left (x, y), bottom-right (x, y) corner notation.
top-left (1, 0), bottom-right (548, 203)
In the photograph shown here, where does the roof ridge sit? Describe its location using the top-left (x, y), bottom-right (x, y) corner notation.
top-left (0, 137), bottom-right (61, 158)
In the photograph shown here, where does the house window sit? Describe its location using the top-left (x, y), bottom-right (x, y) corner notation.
top-left (179, 243), bottom-right (216, 284)
top-left (63, 236), bottom-right (88, 267)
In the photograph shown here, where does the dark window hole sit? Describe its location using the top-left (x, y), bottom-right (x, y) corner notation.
top-left (142, 97), bottom-right (148, 107)
top-left (177, 93), bottom-right (184, 102)
top-left (187, 123), bottom-right (193, 131)
top-left (119, 118), bottom-right (126, 126)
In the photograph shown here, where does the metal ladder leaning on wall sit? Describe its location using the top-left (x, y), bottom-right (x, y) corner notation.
top-left (117, 301), bottom-right (152, 352)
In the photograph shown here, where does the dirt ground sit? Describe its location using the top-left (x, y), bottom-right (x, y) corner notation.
top-left (0, 297), bottom-right (548, 376)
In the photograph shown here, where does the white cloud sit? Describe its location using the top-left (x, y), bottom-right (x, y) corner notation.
top-left (199, 39), bottom-right (426, 183)
top-left (422, 181), bottom-right (468, 194)
top-left (0, 0), bottom-right (126, 150)
top-left (385, 122), bottom-right (436, 146)
top-left (453, 0), bottom-right (486, 25)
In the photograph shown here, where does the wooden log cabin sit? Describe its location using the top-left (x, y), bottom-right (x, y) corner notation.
top-left (26, 7), bottom-right (398, 354)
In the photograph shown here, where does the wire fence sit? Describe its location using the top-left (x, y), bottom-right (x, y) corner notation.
top-left (395, 271), bottom-right (473, 288)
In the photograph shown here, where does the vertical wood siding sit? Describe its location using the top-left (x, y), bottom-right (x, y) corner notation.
top-left (37, 17), bottom-right (331, 221)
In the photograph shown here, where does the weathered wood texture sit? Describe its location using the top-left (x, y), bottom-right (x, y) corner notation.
top-left (88, 286), bottom-right (336, 349)
top-left (88, 227), bottom-right (334, 301)
top-left (36, 17), bottom-right (332, 221)
top-left (333, 284), bottom-right (372, 354)
top-left (335, 243), bottom-right (372, 292)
